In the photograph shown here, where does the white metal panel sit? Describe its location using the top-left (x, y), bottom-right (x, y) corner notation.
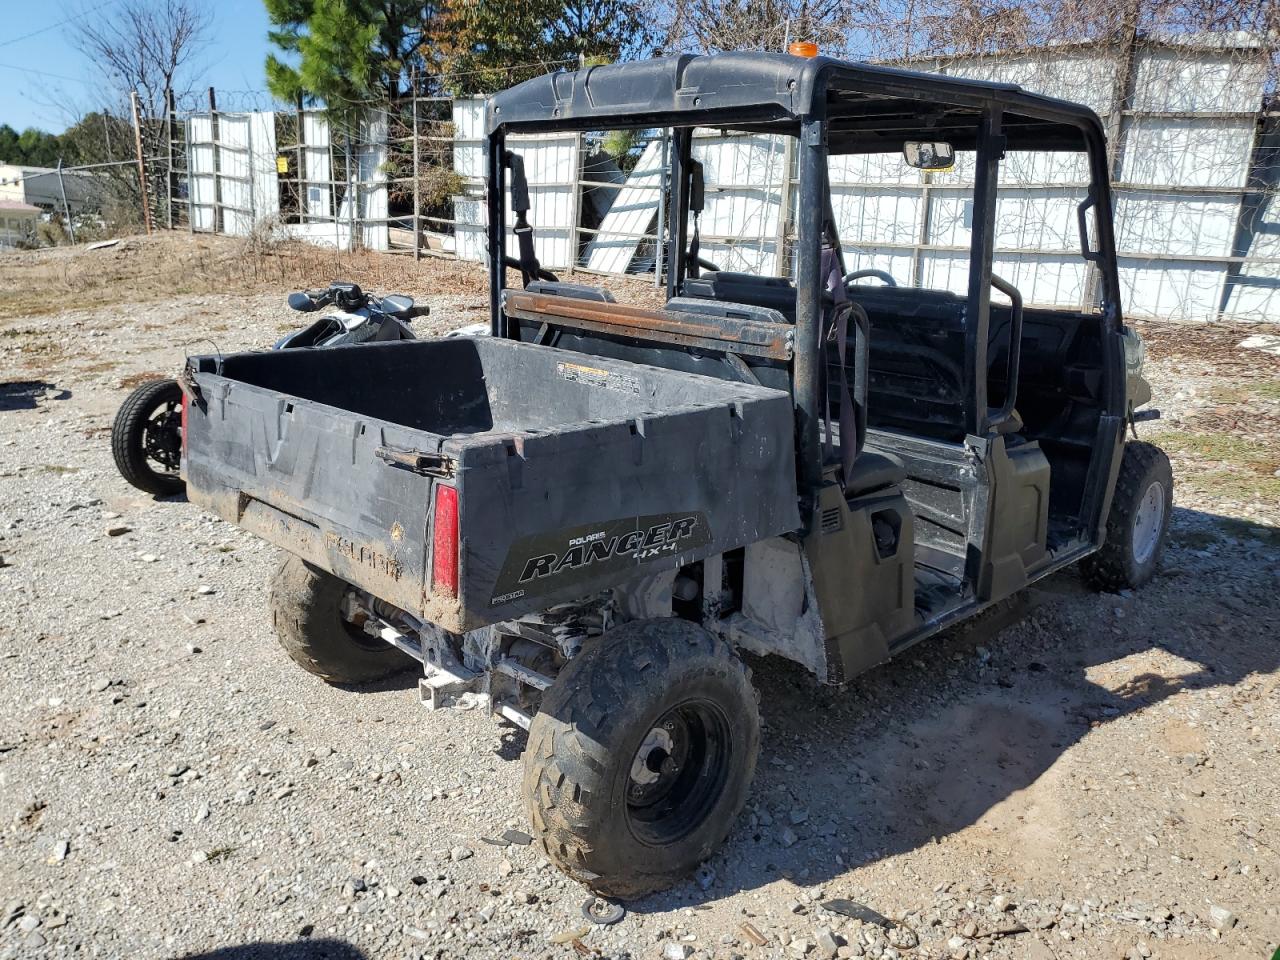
top-left (829, 152), bottom-right (919, 186)
top-left (831, 188), bottom-right (922, 247)
top-left (355, 110), bottom-right (388, 251)
top-left (999, 150), bottom-right (1089, 185)
top-left (301, 111), bottom-right (332, 221)
top-left (993, 253), bottom-right (1090, 308)
top-left (1221, 264), bottom-right (1280, 323)
top-left (943, 51), bottom-right (1118, 116)
top-left (452, 196), bottom-right (486, 262)
top-left (1118, 258), bottom-right (1228, 321)
top-left (279, 221), bottom-right (357, 249)
top-left (584, 138), bottom-right (663, 273)
top-left (504, 132), bottom-right (578, 269)
top-left (186, 115), bottom-right (215, 232)
top-left (216, 114), bottom-right (254, 235)
top-left (918, 253), bottom-right (972, 296)
top-left (453, 98), bottom-right (486, 181)
top-left (1131, 47), bottom-right (1269, 113)
top-left (249, 112), bottom-right (279, 226)
top-left (692, 131), bottom-right (787, 275)
top-left (842, 246), bottom-right (915, 285)
top-left (1117, 117), bottom-right (1256, 188)
top-left (1114, 191), bottom-right (1239, 258)
top-left (1223, 185), bottom-right (1280, 322)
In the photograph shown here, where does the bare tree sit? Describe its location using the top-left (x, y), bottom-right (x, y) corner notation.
top-left (650, 0), bottom-right (857, 56)
top-left (71, 0), bottom-right (211, 120)
top-left (67, 0), bottom-right (211, 232)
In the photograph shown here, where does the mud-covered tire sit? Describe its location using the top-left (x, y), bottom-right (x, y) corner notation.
top-left (268, 556), bottom-right (417, 683)
top-left (111, 378), bottom-right (185, 497)
top-left (522, 618), bottom-right (759, 900)
top-left (1082, 441), bottom-right (1173, 592)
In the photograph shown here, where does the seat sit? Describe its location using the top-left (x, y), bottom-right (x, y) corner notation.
top-left (845, 450), bottom-right (907, 497)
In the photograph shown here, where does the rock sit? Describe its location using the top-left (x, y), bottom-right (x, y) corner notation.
top-left (663, 944), bottom-right (692, 960)
top-left (17, 914), bottom-right (40, 933)
top-left (816, 927), bottom-right (840, 958)
top-left (196, 584), bottom-right (216, 595)
top-left (194, 803), bottom-right (211, 823)
top-left (790, 807), bottom-right (809, 825)
top-left (992, 894), bottom-right (1014, 912)
top-left (91, 677), bottom-right (111, 693)
top-left (694, 864), bottom-right (716, 890)
top-left (450, 845), bottom-right (473, 862)
top-left (50, 839), bottom-right (69, 862)
top-left (106, 525), bottom-right (132, 537)
top-left (790, 937), bottom-right (813, 956)
top-left (501, 829), bottom-right (532, 845)
top-left (780, 827), bottom-right (798, 847)
top-left (1207, 905), bottom-right (1236, 931)
top-left (946, 935), bottom-right (966, 952)
top-left (497, 859), bottom-right (514, 877)
top-left (141, 553), bottom-right (158, 563)
top-left (961, 920), bottom-right (977, 938)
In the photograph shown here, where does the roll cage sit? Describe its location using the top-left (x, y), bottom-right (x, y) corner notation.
top-left (485, 52), bottom-right (1125, 513)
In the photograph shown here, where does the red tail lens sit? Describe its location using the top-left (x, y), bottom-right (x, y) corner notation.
top-left (431, 484), bottom-right (459, 598)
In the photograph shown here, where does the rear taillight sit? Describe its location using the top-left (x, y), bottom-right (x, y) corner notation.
top-left (431, 484), bottom-right (459, 598)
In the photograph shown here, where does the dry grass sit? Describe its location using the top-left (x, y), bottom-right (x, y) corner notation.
top-left (0, 230), bottom-right (672, 322)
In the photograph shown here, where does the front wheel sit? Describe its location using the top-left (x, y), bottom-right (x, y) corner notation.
top-left (111, 378), bottom-right (185, 496)
top-left (1082, 441), bottom-right (1173, 591)
top-left (522, 618), bottom-right (759, 900)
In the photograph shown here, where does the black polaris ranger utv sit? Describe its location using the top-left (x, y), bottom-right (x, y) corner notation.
top-left (181, 52), bottom-right (1171, 899)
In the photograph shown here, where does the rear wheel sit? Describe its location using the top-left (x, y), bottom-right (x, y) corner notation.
top-left (1082, 441), bottom-right (1173, 591)
top-left (522, 618), bottom-right (759, 899)
top-left (269, 556), bottom-right (417, 683)
top-left (111, 378), bottom-right (185, 497)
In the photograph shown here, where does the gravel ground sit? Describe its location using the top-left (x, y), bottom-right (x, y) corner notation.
top-left (1, 237), bottom-right (1277, 960)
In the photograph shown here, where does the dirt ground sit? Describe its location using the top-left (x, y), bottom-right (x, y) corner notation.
top-left (0, 234), bottom-right (1277, 960)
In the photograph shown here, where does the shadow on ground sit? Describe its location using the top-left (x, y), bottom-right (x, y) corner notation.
top-left (619, 504), bottom-right (1280, 911)
top-left (0, 380), bottom-right (70, 411)
top-left (179, 938), bottom-right (365, 959)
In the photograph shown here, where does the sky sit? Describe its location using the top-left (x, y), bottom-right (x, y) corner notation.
top-left (0, 0), bottom-right (275, 133)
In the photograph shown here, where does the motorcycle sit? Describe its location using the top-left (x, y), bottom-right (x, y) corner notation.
top-left (111, 282), bottom-right (426, 497)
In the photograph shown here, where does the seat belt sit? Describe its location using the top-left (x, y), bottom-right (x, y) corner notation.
top-left (506, 152), bottom-right (542, 288)
top-left (819, 222), bottom-right (859, 487)
top-left (686, 160), bottom-right (705, 280)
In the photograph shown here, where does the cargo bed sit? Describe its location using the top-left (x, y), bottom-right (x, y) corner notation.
top-left (184, 336), bottom-right (800, 632)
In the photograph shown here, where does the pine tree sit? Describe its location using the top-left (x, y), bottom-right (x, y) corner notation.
top-left (264, 0), bottom-right (441, 104)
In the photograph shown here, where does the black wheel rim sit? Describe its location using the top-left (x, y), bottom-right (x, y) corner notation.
top-left (625, 699), bottom-right (733, 846)
top-left (142, 400), bottom-right (182, 474)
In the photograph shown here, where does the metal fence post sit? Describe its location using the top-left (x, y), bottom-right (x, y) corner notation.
top-left (130, 91), bottom-right (154, 236)
top-left (412, 73), bottom-right (421, 261)
top-left (656, 130), bottom-right (669, 288)
top-left (56, 158), bottom-right (75, 244)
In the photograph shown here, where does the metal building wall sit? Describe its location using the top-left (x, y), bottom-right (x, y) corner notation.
top-left (451, 97), bottom-right (581, 270)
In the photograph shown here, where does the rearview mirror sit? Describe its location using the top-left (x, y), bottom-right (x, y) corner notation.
top-left (288, 292), bottom-right (317, 312)
top-left (903, 141), bottom-right (955, 171)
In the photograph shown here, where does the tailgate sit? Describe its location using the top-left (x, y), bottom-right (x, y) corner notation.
top-left (184, 374), bottom-right (452, 624)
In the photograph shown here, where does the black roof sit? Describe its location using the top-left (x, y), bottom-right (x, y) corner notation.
top-left (487, 52), bottom-right (1104, 152)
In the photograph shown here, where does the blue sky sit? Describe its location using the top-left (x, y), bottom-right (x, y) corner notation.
top-left (0, 0), bottom-right (274, 132)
